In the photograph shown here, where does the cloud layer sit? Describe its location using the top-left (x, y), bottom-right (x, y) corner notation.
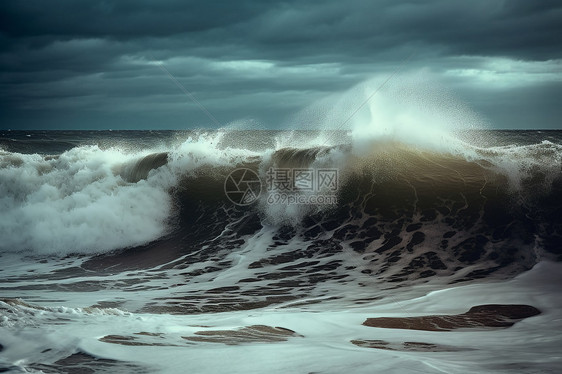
top-left (1, 0), bottom-right (561, 129)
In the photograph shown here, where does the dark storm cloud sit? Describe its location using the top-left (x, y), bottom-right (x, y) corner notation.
top-left (3, 0), bottom-right (561, 60)
top-left (0, 0), bottom-right (264, 39)
top-left (0, 0), bottom-right (561, 129)
top-left (248, 0), bottom-right (562, 61)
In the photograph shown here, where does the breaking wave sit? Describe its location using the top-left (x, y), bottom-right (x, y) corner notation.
top-left (1, 130), bottom-right (561, 261)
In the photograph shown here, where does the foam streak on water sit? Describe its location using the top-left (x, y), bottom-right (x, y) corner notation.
top-left (1, 261), bottom-right (561, 373)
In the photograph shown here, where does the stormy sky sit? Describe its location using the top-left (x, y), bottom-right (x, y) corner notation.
top-left (1, 0), bottom-right (561, 130)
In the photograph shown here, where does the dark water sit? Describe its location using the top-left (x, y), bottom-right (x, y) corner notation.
top-left (1, 129), bottom-right (561, 373)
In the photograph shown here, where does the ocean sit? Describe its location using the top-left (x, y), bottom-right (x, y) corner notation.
top-left (1, 128), bottom-right (561, 373)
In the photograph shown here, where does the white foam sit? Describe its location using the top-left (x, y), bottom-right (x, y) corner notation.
top-left (0, 129), bottom-right (272, 255)
top-left (0, 146), bottom-right (174, 255)
top-left (473, 140), bottom-right (562, 192)
top-left (1, 261), bottom-right (560, 373)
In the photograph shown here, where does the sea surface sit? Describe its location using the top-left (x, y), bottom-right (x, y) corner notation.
top-left (1, 129), bottom-right (561, 373)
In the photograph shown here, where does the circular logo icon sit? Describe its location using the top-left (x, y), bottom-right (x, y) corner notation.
top-left (224, 168), bottom-right (262, 206)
